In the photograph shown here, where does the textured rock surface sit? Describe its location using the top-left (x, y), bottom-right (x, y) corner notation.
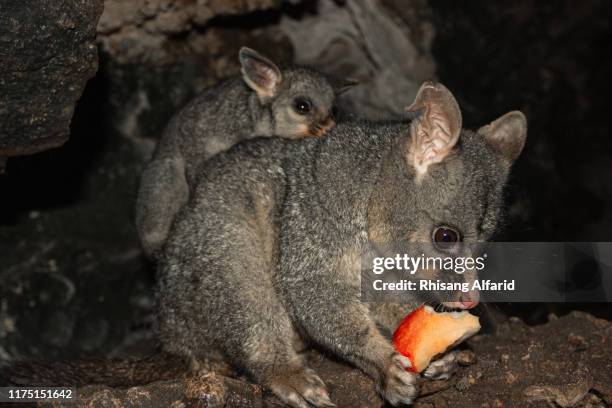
top-left (412, 312), bottom-right (611, 408)
top-left (97, 0), bottom-right (283, 65)
top-left (0, 0), bottom-right (103, 159)
top-left (281, 0), bottom-right (435, 119)
top-left (40, 372), bottom-right (264, 408)
top-left (25, 312), bottom-right (611, 408)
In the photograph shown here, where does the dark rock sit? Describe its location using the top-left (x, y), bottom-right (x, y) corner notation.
top-left (5, 312), bottom-right (611, 406)
top-left (281, 0), bottom-right (435, 119)
top-left (39, 372), bottom-right (264, 408)
top-left (303, 352), bottom-right (383, 408)
top-left (456, 350), bottom-right (477, 366)
top-left (97, 0), bottom-right (284, 65)
top-left (0, 80), bottom-right (152, 361)
top-left (0, 0), bottom-right (103, 159)
top-left (419, 311), bottom-right (612, 407)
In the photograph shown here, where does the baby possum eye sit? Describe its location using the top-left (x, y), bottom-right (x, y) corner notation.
top-left (432, 226), bottom-right (461, 251)
top-left (293, 97), bottom-right (312, 115)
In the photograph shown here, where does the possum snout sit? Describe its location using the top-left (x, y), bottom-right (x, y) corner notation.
top-left (443, 289), bottom-right (480, 310)
top-left (309, 116), bottom-right (335, 137)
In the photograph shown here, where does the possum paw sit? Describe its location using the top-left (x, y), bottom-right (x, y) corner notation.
top-left (269, 367), bottom-right (335, 408)
top-left (382, 353), bottom-right (419, 406)
top-left (423, 351), bottom-right (458, 380)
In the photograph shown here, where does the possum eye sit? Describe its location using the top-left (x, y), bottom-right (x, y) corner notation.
top-left (432, 226), bottom-right (461, 251)
top-left (293, 97), bottom-right (312, 115)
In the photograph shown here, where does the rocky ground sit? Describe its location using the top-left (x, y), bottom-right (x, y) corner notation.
top-left (26, 311), bottom-right (609, 407)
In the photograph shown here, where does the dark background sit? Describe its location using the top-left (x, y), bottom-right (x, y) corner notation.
top-left (1, 0), bottom-right (611, 362)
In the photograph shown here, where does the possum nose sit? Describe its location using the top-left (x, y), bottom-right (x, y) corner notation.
top-left (460, 300), bottom-right (478, 309)
top-left (459, 292), bottom-right (479, 309)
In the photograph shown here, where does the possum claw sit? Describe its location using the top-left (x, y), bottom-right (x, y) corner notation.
top-left (423, 351), bottom-right (458, 380)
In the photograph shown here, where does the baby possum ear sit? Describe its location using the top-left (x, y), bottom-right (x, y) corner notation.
top-left (239, 47), bottom-right (283, 100)
top-left (333, 78), bottom-right (359, 95)
top-left (478, 111), bottom-right (527, 166)
top-left (406, 81), bottom-right (462, 175)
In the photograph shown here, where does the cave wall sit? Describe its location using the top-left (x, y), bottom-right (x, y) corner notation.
top-left (430, 0), bottom-right (612, 242)
top-left (0, 0), bottom-right (103, 165)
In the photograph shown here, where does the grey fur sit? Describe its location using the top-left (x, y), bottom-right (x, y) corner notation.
top-left (136, 48), bottom-right (346, 258)
top-left (157, 83), bottom-right (527, 407)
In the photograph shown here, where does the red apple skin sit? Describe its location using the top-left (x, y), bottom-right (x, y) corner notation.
top-left (392, 306), bottom-right (427, 372)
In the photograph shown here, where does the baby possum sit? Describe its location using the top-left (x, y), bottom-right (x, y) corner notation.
top-left (136, 47), bottom-right (355, 258)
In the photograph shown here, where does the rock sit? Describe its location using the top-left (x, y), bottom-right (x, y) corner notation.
top-left (39, 372), bottom-right (263, 408)
top-left (6, 312), bottom-right (612, 407)
top-left (419, 311), bottom-right (612, 408)
top-left (305, 352), bottom-right (383, 408)
top-left (97, 0), bottom-right (283, 65)
top-left (523, 374), bottom-right (592, 408)
top-left (456, 350), bottom-right (477, 366)
top-left (280, 0), bottom-right (435, 119)
top-left (0, 0), bottom-right (103, 160)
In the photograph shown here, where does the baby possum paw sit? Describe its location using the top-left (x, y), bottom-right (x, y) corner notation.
top-left (422, 351), bottom-right (458, 380)
top-left (268, 367), bottom-right (335, 408)
top-left (382, 352), bottom-right (419, 406)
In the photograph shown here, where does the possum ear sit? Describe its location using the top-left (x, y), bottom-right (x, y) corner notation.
top-left (406, 81), bottom-right (462, 175)
top-left (478, 111), bottom-right (527, 166)
top-left (334, 78), bottom-right (359, 95)
top-left (239, 47), bottom-right (282, 100)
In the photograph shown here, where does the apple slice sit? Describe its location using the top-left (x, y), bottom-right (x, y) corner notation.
top-left (392, 305), bottom-right (480, 373)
